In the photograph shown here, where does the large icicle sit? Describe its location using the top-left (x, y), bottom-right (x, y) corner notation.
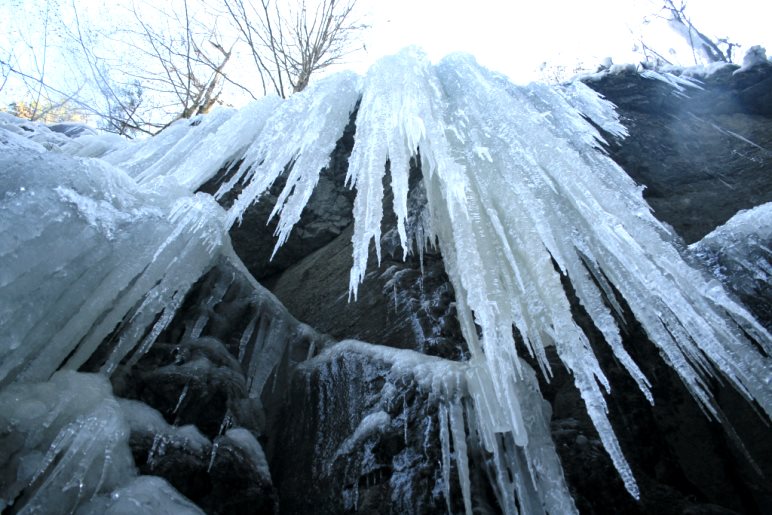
top-left (432, 52), bottom-right (770, 495)
top-left (223, 71), bottom-right (362, 252)
top-left (341, 48), bottom-right (771, 502)
top-left (347, 48), bottom-right (439, 293)
top-left (103, 109), bottom-right (235, 178)
top-left (343, 48), bottom-right (627, 502)
top-left (136, 97), bottom-right (282, 191)
top-left (346, 47), bottom-right (468, 298)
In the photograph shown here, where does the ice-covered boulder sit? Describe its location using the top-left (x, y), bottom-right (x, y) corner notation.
top-left (0, 372), bottom-right (135, 513)
top-left (690, 203), bottom-right (772, 328)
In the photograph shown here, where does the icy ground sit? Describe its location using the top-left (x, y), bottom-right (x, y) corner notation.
top-left (1, 47), bottom-right (770, 514)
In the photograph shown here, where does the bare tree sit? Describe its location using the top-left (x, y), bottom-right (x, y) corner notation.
top-left (0, 0), bottom-right (148, 135)
top-left (1, 0), bottom-right (365, 133)
top-left (660, 1), bottom-right (737, 64)
top-left (0, 1), bottom-right (67, 122)
top-left (0, 51), bottom-right (10, 94)
top-left (126, 0), bottom-right (245, 122)
top-left (223, 0), bottom-right (365, 98)
top-left (1, 0), bottom-right (247, 134)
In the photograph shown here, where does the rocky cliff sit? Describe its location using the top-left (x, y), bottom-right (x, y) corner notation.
top-left (2, 56), bottom-right (770, 515)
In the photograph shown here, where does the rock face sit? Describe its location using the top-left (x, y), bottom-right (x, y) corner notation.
top-left (584, 64), bottom-right (772, 244)
top-left (269, 349), bottom-right (452, 515)
top-left (98, 63), bottom-right (772, 514)
top-left (96, 254), bottom-right (330, 515)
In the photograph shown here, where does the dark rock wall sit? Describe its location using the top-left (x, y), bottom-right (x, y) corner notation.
top-left (585, 64), bottom-right (772, 244)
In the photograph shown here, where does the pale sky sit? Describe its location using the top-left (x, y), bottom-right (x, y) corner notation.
top-left (1, 0), bottom-right (770, 110)
top-left (347, 0), bottom-right (772, 83)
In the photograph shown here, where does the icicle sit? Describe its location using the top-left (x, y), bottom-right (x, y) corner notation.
top-left (346, 47), bottom-right (467, 299)
top-left (223, 72), bottom-right (362, 240)
top-left (342, 51), bottom-right (769, 508)
top-left (105, 110), bottom-right (234, 180)
top-left (555, 80), bottom-right (628, 142)
top-left (402, 393), bottom-right (409, 445)
top-left (169, 97), bottom-right (282, 192)
top-left (238, 317), bottom-right (257, 363)
top-left (190, 314), bottom-right (209, 340)
top-left (207, 442), bottom-right (220, 473)
top-left (639, 69), bottom-right (703, 94)
top-left (218, 412), bottom-right (233, 436)
top-left (438, 402), bottom-right (452, 514)
top-left (448, 398), bottom-right (472, 515)
top-left (0, 372), bottom-right (136, 513)
top-left (147, 433), bottom-right (165, 469)
top-left (173, 383), bottom-right (190, 414)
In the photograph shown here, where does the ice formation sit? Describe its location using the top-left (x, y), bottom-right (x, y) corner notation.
top-left (1, 47), bottom-right (770, 514)
top-left (0, 371), bottom-right (204, 514)
top-left (0, 149), bottom-right (226, 384)
top-left (689, 203), bottom-right (772, 326)
top-left (690, 203), bottom-right (772, 284)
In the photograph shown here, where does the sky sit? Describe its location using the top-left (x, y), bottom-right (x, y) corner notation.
top-left (1, 0), bottom-right (771, 113)
top-left (347, 0), bottom-right (772, 82)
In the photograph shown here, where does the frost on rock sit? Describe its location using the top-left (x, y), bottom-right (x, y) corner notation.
top-left (222, 428), bottom-right (271, 480)
top-left (119, 399), bottom-right (211, 456)
top-left (76, 476), bottom-right (205, 515)
top-left (307, 340), bottom-right (577, 515)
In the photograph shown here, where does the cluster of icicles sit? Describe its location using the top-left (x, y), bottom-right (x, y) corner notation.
top-left (2, 47), bottom-right (770, 514)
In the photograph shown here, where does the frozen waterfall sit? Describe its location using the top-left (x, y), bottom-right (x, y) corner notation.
top-left (1, 48), bottom-right (770, 514)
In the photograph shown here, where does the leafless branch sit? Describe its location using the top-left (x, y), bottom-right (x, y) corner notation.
top-left (660, 1), bottom-right (734, 64)
top-left (223, 0), bottom-right (365, 98)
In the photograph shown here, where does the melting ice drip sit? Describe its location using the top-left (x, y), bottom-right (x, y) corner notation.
top-left (1, 47), bottom-right (770, 514)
